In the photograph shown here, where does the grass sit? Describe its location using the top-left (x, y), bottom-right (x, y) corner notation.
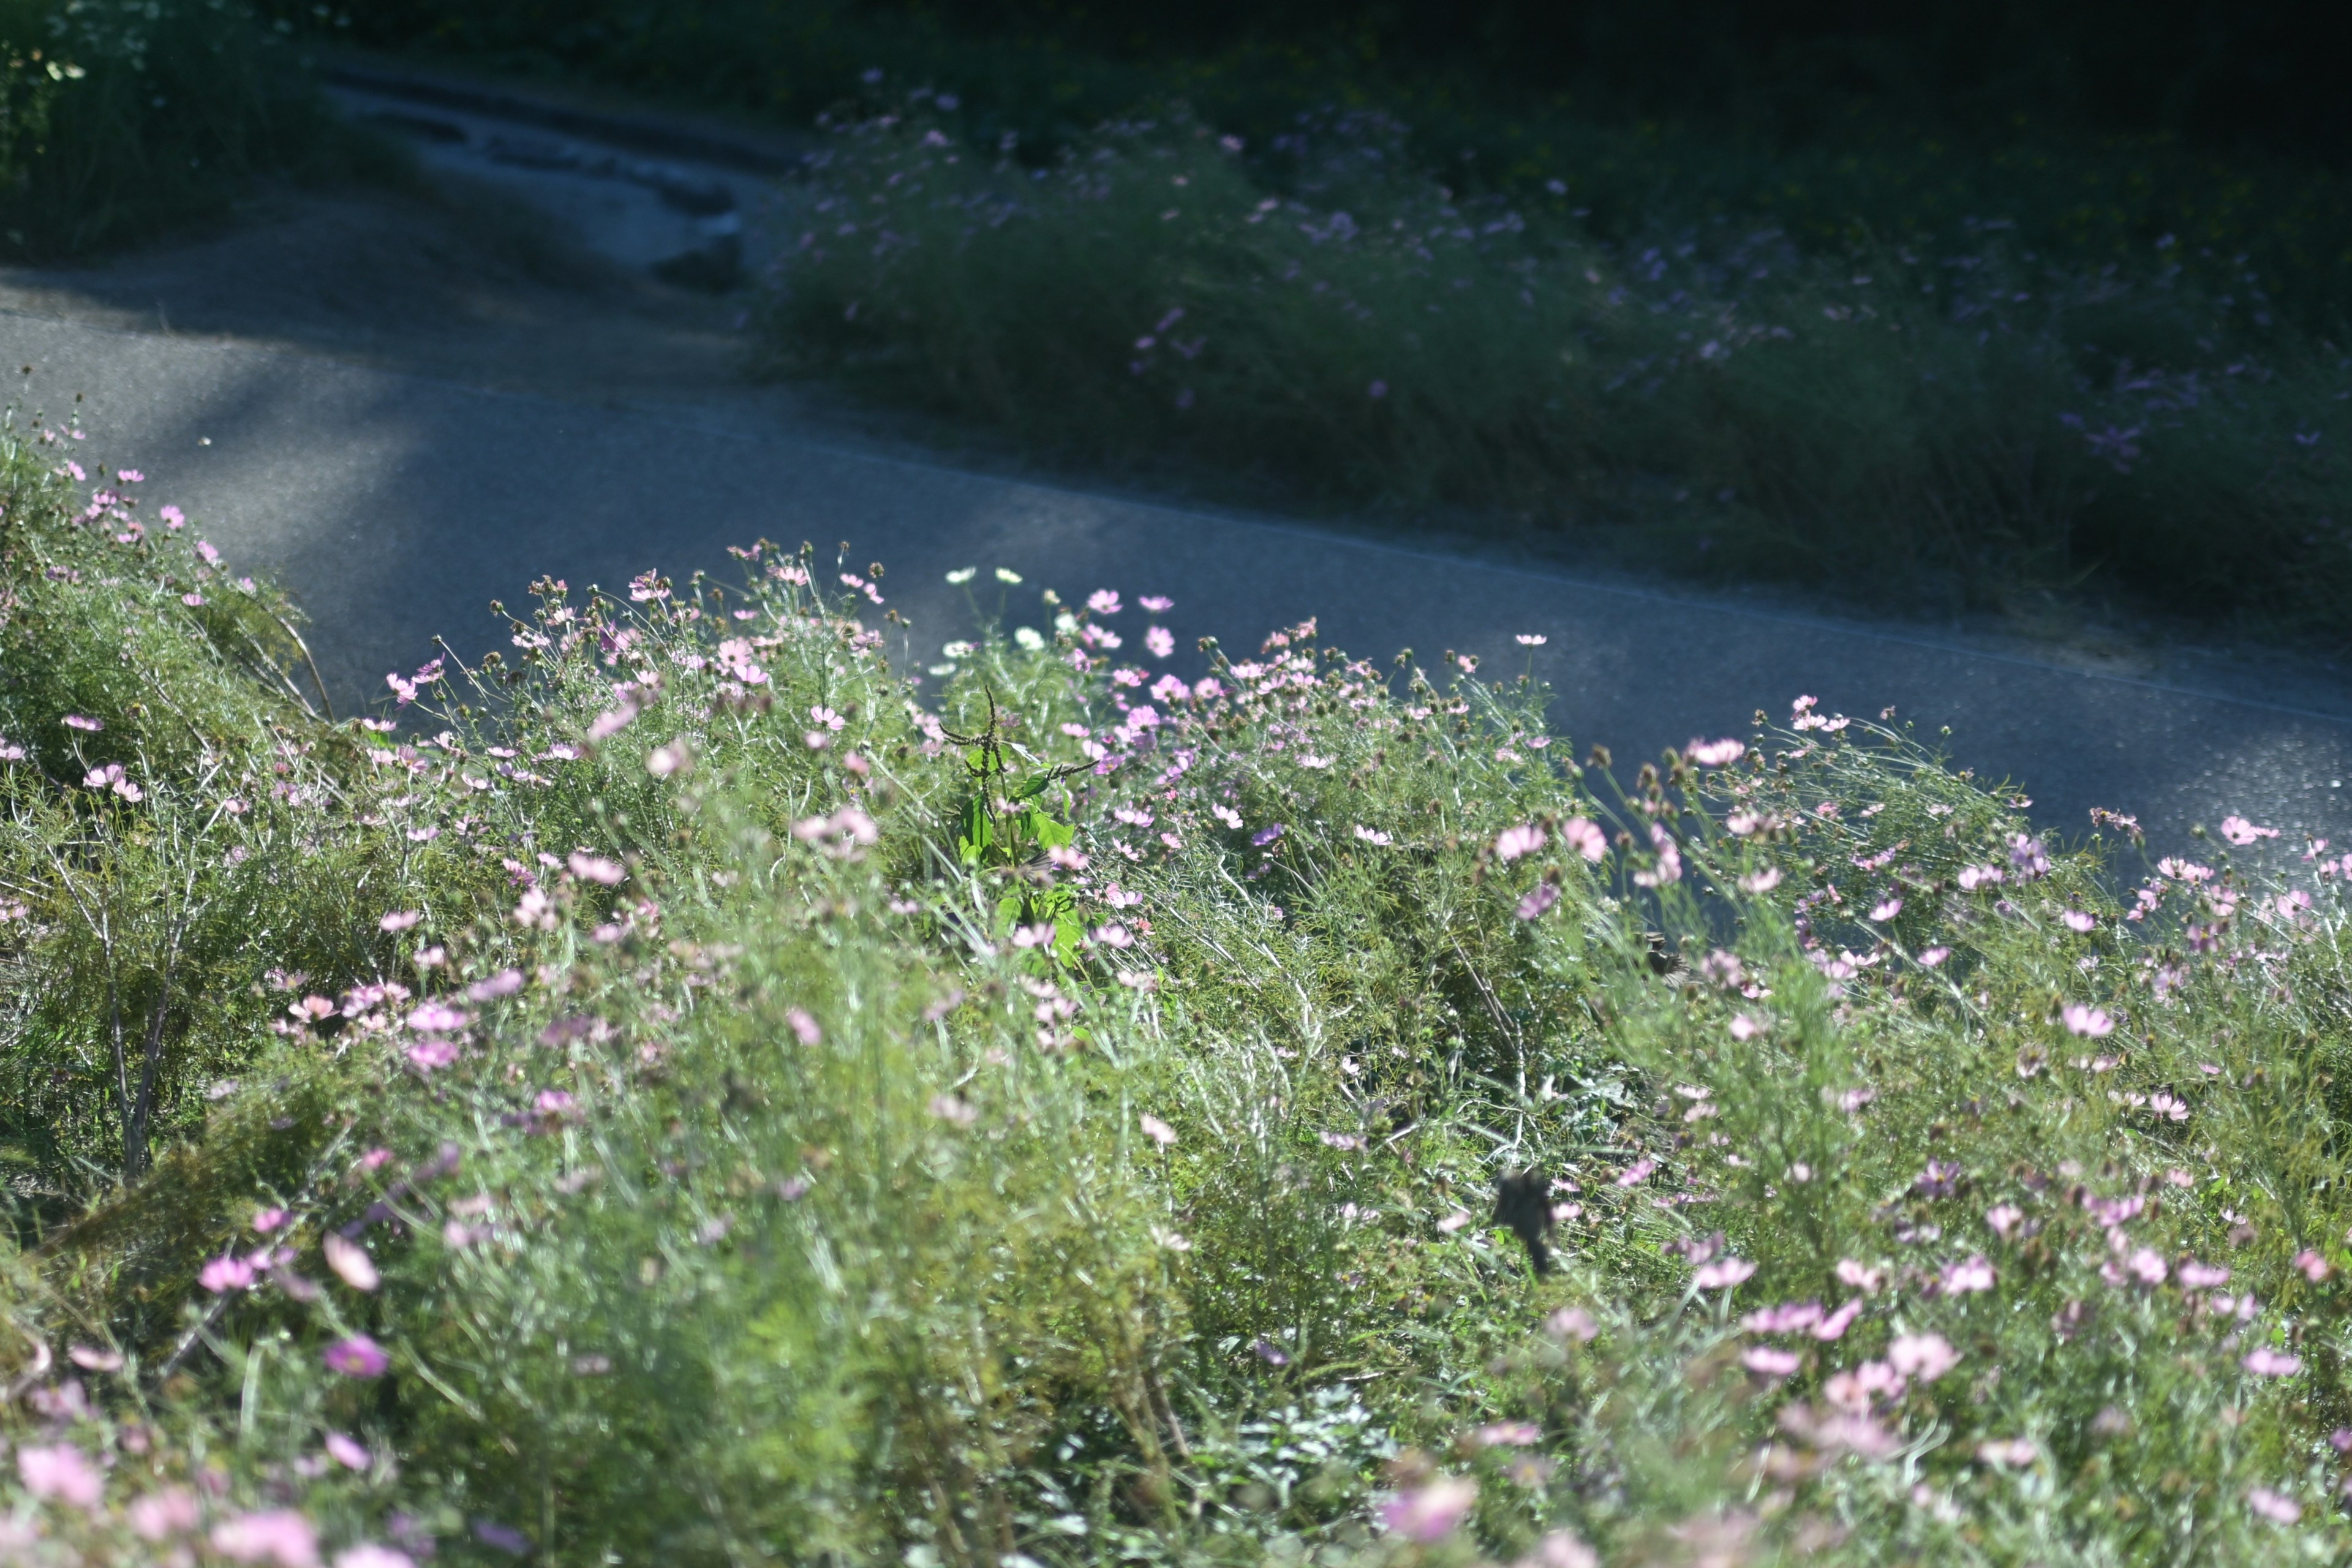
top-left (7, 399), bottom-right (2352, 1562)
top-left (0, 0), bottom-right (400, 260)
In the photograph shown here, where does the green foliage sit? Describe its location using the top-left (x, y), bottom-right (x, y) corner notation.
top-left (764, 105), bottom-right (2352, 634)
top-left (5, 422), bottom-right (2352, 1562)
top-left (0, 0), bottom-right (399, 259)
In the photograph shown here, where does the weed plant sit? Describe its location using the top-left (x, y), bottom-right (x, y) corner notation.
top-left (760, 104), bottom-right (2352, 633)
top-left (5, 415), bottom-right (2352, 1561)
top-left (0, 0), bottom-right (396, 259)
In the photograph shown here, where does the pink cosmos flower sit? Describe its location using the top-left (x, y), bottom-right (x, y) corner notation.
top-left (1516, 880), bottom-right (1560, 919)
top-left (1494, 823), bottom-right (1545, 863)
top-left (1516, 633), bottom-right (1548, 646)
top-left (408, 1001), bottom-right (470, 1033)
top-left (160, 504), bottom-right (186, 529)
top-left (467, 969), bottom-right (524, 1001)
top-left (1868, 897), bottom-right (1902, 922)
top-left (1887, 1332), bottom-right (1959, 1381)
top-left (1917, 946), bottom-right (1950, 967)
top-left (1474, 1422), bottom-right (1542, 1447)
top-left (405, 1038), bottom-right (459, 1071)
top-left (2220, 816), bottom-right (2279, 846)
top-left (200, 1253), bottom-right (257, 1293)
top-left (324, 1234), bottom-right (380, 1292)
top-left (323, 1336), bottom-right (390, 1379)
top-left (1686, 738), bottom-right (1744, 767)
top-left (2247, 1488), bottom-right (2302, 1525)
top-left (379, 910), bottom-right (421, 932)
top-left (62, 713), bottom-right (102, 731)
top-left (2062, 1003), bottom-right (2114, 1037)
top-left (2062, 910), bottom-right (2098, 933)
top-left (1139, 1114), bottom-right (1177, 1146)
top-left (325, 1433), bottom-right (371, 1471)
top-left (1561, 817), bottom-right (1607, 862)
top-left (1145, 626), bottom-right (1175, 658)
top-left (1693, 1257), bottom-right (1757, 1289)
top-left (1729, 1014), bottom-right (1763, 1042)
top-left (1353, 825), bottom-right (1392, 845)
top-left (1984, 1204), bottom-right (2022, 1238)
top-left (1940, 1254), bottom-right (1997, 1294)
top-left (787, 1008), bottom-right (822, 1046)
top-left (1088, 589), bottom-right (1123, 616)
top-left (1547, 1306), bottom-right (1600, 1342)
top-left (129, 1486), bottom-right (200, 1540)
top-left (1741, 1346), bottom-right (1801, 1378)
top-left (1958, 864), bottom-right (2003, 890)
top-left (2243, 1348), bottom-right (2302, 1377)
top-left (1140, 595), bottom-right (1174, 612)
top-left (568, 851), bottom-right (625, 885)
top-left (210, 1509), bottom-right (320, 1566)
top-left (1615, 1158), bottom-right (1657, 1188)
top-left (18, 1444), bottom-right (103, 1509)
top-left (2295, 1248), bottom-right (2333, 1281)
top-left (1379, 1476), bottom-right (1476, 1541)
top-left (1632, 823), bottom-right (1682, 887)
top-left (1834, 1259), bottom-right (1884, 1294)
top-left (1738, 865), bottom-right (1780, 894)
top-left (2180, 1261), bottom-right (2230, 1288)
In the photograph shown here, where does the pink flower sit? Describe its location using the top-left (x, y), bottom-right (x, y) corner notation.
top-left (1958, 864), bottom-right (2003, 891)
top-left (1139, 1113), bottom-right (1177, 1147)
top-left (2220, 816), bottom-right (2279, 846)
top-left (1516, 880), bottom-right (1560, 920)
top-left (1834, 1259), bottom-right (1884, 1294)
top-left (210, 1509), bottom-right (320, 1566)
top-left (62, 713), bottom-right (102, 731)
top-left (2180, 1261), bottom-right (2230, 1288)
top-left (1738, 865), bottom-right (1781, 894)
top-left (325, 1233), bottom-right (380, 1292)
top-left (323, 1336), bottom-right (390, 1379)
top-left (2297, 1248), bottom-right (2334, 1281)
top-left (1693, 1257), bottom-right (1757, 1289)
top-left (787, 1008), bottom-right (823, 1045)
top-left (1729, 1014), bottom-right (1764, 1041)
top-left (568, 851), bottom-right (626, 885)
top-left (1812, 1298), bottom-right (1864, 1340)
top-left (2243, 1348), bottom-right (2302, 1377)
top-left (2247, 1488), bottom-right (2302, 1525)
top-left (1942, 1254), bottom-right (1997, 1294)
top-left (129, 1486), bottom-right (200, 1540)
top-left (379, 910), bottom-right (421, 932)
top-left (1975, 1438), bottom-right (2038, 1468)
top-left (467, 969), bottom-right (524, 1001)
top-left (1145, 626), bottom-right (1175, 658)
top-left (1887, 1332), bottom-right (1959, 1381)
top-left (200, 1253), bottom-right (257, 1293)
top-left (1516, 633), bottom-right (1549, 646)
top-left (2062, 1003), bottom-right (2114, 1038)
top-left (1917, 945), bottom-right (1950, 967)
top-left (333, 1549), bottom-right (418, 1568)
top-left (1632, 823), bottom-right (1682, 886)
top-left (2062, 910), bottom-right (2098, 933)
top-left (1353, 824), bottom-right (1392, 846)
top-left (1561, 817), bottom-right (1607, 862)
top-left (1379, 1476), bottom-right (1476, 1541)
top-left (1686, 738), bottom-right (1744, 767)
top-left (1139, 595), bottom-right (1174, 611)
top-left (1494, 823), bottom-right (1545, 863)
top-left (1087, 589), bottom-right (1123, 616)
top-left (324, 1432), bottom-right (371, 1471)
top-left (1868, 897), bottom-right (1902, 921)
top-left (1547, 1306), bottom-right (1600, 1342)
top-left (1474, 1422), bottom-right (1543, 1447)
top-left (1741, 1345), bottom-right (1801, 1378)
top-left (161, 505), bottom-right (187, 528)
top-left (17, 1444), bottom-right (103, 1509)
top-left (407, 1001), bottom-right (470, 1033)
top-left (405, 1038), bottom-right (459, 1071)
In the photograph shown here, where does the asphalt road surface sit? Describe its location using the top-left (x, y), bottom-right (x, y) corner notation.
top-left (3, 75), bottom-right (2350, 864)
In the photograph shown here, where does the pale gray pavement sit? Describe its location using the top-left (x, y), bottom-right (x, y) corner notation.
top-left (3, 66), bottom-right (2350, 864)
top-left (7, 307), bottom-right (2351, 866)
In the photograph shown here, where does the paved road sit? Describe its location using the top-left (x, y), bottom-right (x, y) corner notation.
top-left (6, 306), bottom-right (2350, 865)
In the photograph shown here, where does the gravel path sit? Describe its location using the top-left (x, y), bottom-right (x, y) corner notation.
top-left (4, 75), bottom-right (2350, 862)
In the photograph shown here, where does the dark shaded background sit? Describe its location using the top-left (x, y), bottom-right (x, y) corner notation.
top-left (322, 0), bottom-right (2350, 159)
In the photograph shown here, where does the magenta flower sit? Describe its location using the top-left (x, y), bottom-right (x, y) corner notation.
top-left (1941, 1254), bottom-right (1997, 1294)
top-left (332, 1547), bottom-right (417, 1568)
top-left (2220, 816), bottom-right (2280, 846)
top-left (2062, 1003), bottom-right (2114, 1038)
top-left (1379, 1476), bottom-right (1475, 1541)
top-left (407, 1001), bottom-right (470, 1033)
top-left (1494, 823), bottom-right (1545, 863)
top-left (405, 1039), bottom-right (459, 1072)
top-left (1515, 880), bottom-right (1561, 920)
top-left (325, 1432), bottom-right (371, 1471)
top-left (17, 1444), bottom-right (103, 1509)
top-left (466, 969), bottom-right (524, 1001)
top-left (2243, 1348), bottom-right (2302, 1377)
top-left (62, 713), bottom-right (102, 731)
top-left (2062, 909), bottom-right (2098, 933)
top-left (1811, 1298), bottom-right (1864, 1341)
top-left (323, 1335), bottom-right (390, 1379)
top-left (1887, 1332), bottom-right (1960, 1381)
top-left (1692, 1257), bottom-right (1756, 1289)
top-left (209, 1509), bottom-right (320, 1566)
top-left (200, 1253), bottom-right (257, 1293)
top-left (1145, 626), bottom-right (1175, 659)
top-left (1087, 589), bottom-right (1123, 616)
